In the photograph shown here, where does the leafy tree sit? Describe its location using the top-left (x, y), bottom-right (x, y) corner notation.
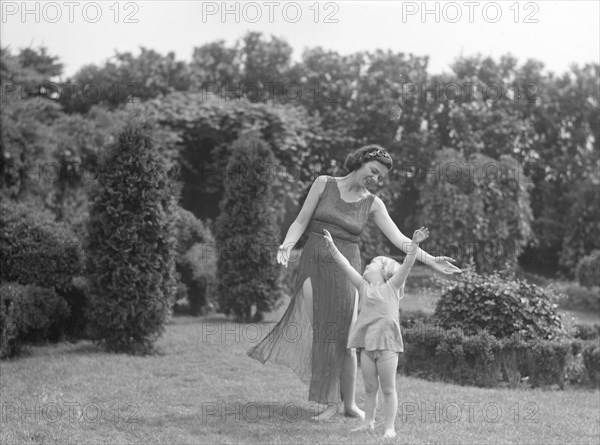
top-left (85, 114), bottom-right (179, 353)
top-left (415, 148), bottom-right (533, 273)
top-left (1, 47), bottom-right (65, 200)
top-left (189, 40), bottom-right (241, 90)
top-left (559, 180), bottom-right (600, 276)
top-left (0, 46), bottom-right (63, 101)
top-left (142, 91), bottom-right (316, 226)
top-left (0, 97), bottom-right (63, 200)
top-left (60, 47), bottom-right (191, 113)
top-left (189, 32), bottom-right (293, 103)
top-left (240, 32), bottom-right (293, 101)
top-left (216, 134), bottom-right (280, 322)
top-left (510, 62), bottom-right (598, 275)
top-left (43, 107), bottom-right (124, 227)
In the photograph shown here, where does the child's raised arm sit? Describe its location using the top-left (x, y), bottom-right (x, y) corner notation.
top-left (322, 229), bottom-right (364, 289)
top-left (389, 227), bottom-right (429, 290)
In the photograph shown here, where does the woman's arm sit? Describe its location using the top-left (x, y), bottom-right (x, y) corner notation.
top-left (371, 197), bottom-right (462, 274)
top-left (277, 176), bottom-right (328, 267)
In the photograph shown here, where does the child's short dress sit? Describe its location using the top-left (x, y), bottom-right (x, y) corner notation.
top-left (347, 280), bottom-right (404, 358)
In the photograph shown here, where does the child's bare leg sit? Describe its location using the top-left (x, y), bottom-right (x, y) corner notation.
top-left (377, 352), bottom-right (399, 438)
top-left (352, 350), bottom-right (378, 431)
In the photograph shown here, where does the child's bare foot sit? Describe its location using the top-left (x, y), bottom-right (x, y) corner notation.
top-left (351, 423), bottom-right (375, 434)
top-left (344, 406), bottom-right (365, 420)
top-left (383, 429), bottom-right (396, 439)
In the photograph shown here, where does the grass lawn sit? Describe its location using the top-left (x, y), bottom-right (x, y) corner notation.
top-left (2, 267), bottom-right (598, 444)
top-left (2, 313), bottom-right (599, 445)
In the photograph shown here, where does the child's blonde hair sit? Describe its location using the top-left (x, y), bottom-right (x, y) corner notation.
top-left (371, 256), bottom-right (401, 281)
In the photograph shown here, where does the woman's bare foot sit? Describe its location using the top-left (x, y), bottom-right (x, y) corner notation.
top-left (311, 403), bottom-right (341, 422)
top-left (344, 406), bottom-right (365, 420)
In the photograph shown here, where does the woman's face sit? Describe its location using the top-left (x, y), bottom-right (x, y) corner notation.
top-left (357, 160), bottom-right (390, 188)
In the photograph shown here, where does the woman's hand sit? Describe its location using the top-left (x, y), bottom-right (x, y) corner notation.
top-left (277, 244), bottom-right (292, 268)
top-left (430, 256), bottom-right (462, 274)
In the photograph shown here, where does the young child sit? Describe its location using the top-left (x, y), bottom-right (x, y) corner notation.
top-left (322, 226), bottom-right (429, 438)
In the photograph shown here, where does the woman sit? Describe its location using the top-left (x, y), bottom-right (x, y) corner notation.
top-left (247, 145), bottom-right (461, 419)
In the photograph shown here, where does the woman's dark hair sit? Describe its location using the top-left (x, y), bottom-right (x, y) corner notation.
top-left (343, 145), bottom-right (393, 172)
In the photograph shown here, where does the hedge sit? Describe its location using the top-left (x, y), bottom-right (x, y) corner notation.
top-left (399, 323), bottom-right (598, 389)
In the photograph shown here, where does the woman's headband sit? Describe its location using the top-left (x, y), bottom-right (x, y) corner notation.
top-left (364, 149), bottom-right (392, 161)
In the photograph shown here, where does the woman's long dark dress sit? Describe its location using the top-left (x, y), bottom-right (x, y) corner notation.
top-left (247, 177), bottom-right (375, 404)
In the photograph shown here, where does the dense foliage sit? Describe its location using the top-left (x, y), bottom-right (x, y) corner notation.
top-left (0, 200), bottom-right (83, 291)
top-left (400, 326), bottom-right (593, 389)
top-left (415, 149), bottom-right (533, 273)
top-left (2, 43), bottom-right (597, 277)
top-left (85, 116), bottom-right (179, 353)
top-left (216, 135), bottom-right (280, 321)
top-left (576, 250), bottom-right (600, 288)
top-left (0, 282), bottom-right (70, 358)
top-left (173, 206), bottom-right (216, 315)
top-left (433, 268), bottom-right (564, 340)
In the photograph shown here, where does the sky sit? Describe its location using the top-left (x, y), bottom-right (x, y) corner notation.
top-left (1, 0), bottom-right (599, 79)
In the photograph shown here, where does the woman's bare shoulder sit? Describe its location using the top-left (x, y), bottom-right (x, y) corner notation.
top-left (307, 175), bottom-right (331, 197)
top-left (315, 175), bottom-right (334, 182)
top-left (369, 194), bottom-right (386, 213)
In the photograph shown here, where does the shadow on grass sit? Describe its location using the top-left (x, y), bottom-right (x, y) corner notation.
top-left (61, 340), bottom-right (169, 357)
top-left (169, 314), bottom-right (231, 325)
top-left (137, 401), bottom-right (348, 428)
top-left (62, 341), bottom-right (104, 355)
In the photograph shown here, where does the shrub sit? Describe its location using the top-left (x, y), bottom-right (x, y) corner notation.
top-left (399, 309), bottom-right (434, 328)
top-left (525, 337), bottom-right (571, 389)
top-left (178, 244), bottom-right (217, 315)
top-left (400, 322), bottom-right (444, 381)
top-left (402, 325), bottom-right (502, 387)
top-left (0, 200), bottom-right (83, 292)
top-left (571, 323), bottom-right (600, 341)
top-left (173, 207), bottom-right (213, 255)
top-left (582, 344), bottom-right (600, 387)
top-left (434, 268), bottom-right (563, 340)
top-left (0, 200), bottom-right (83, 344)
top-left (566, 339), bottom-right (592, 386)
top-left (461, 329), bottom-right (503, 387)
top-left (85, 115), bottom-right (179, 354)
top-left (61, 276), bottom-right (90, 340)
top-left (216, 135), bottom-right (280, 322)
top-left (576, 250), bottom-right (600, 288)
top-left (401, 325), bottom-right (579, 389)
top-left (173, 207), bottom-right (216, 315)
top-left (555, 282), bottom-right (600, 313)
top-left (496, 333), bottom-right (530, 388)
top-left (1, 283), bottom-right (70, 358)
